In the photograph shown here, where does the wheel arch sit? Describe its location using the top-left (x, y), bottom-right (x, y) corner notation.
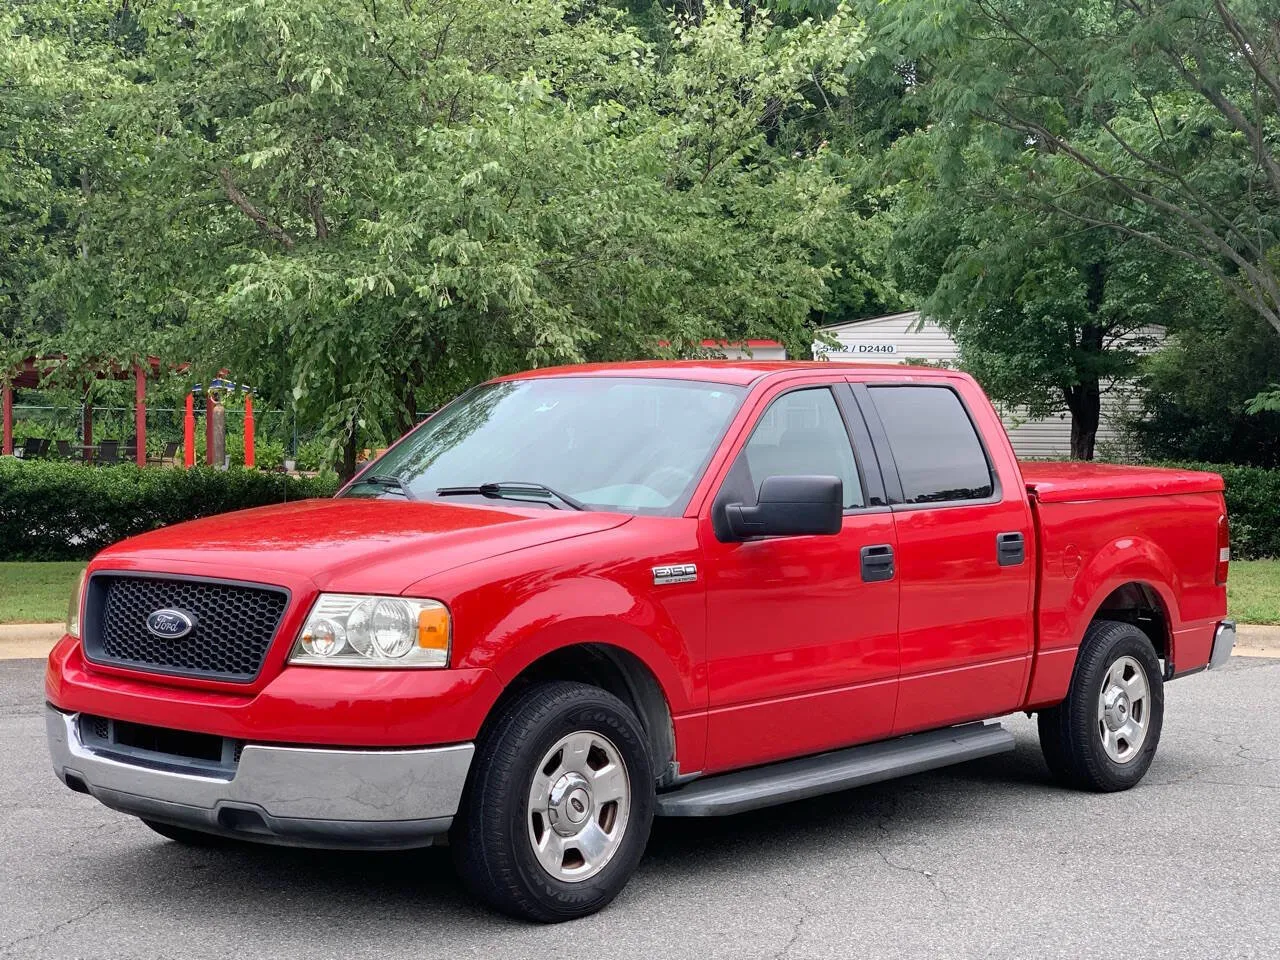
top-left (482, 641), bottom-right (680, 787)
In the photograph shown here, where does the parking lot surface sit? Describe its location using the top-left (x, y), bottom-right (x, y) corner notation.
top-left (2, 656), bottom-right (1278, 959)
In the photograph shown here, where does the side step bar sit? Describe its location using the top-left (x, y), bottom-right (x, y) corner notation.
top-left (655, 722), bottom-right (1014, 817)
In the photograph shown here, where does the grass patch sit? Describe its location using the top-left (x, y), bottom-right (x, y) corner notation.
top-left (2, 557), bottom-right (1276, 627)
top-left (0, 562), bottom-right (84, 624)
top-left (1228, 559), bottom-right (1280, 626)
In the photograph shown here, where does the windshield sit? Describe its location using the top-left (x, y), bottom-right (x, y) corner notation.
top-left (343, 376), bottom-right (746, 514)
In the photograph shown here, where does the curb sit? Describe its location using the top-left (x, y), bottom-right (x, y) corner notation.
top-left (0, 623), bottom-right (63, 661)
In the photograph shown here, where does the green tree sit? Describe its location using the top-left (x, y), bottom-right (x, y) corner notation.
top-left (891, 148), bottom-right (1210, 458)
top-left (6, 0), bottom-right (872, 476)
top-left (876, 0), bottom-right (1280, 342)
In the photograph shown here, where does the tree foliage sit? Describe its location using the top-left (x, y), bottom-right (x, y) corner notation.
top-left (3, 0), bottom-right (869, 473)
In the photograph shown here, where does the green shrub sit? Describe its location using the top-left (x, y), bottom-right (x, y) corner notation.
top-left (0, 459), bottom-right (339, 561)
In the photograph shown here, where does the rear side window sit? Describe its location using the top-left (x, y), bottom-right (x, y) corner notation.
top-left (869, 386), bottom-right (994, 503)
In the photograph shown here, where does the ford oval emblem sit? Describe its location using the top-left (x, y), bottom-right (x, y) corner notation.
top-left (145, 608), bottom-right (195, 640)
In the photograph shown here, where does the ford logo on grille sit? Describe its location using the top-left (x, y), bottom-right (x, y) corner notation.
top-left (145, 608), bottom-right (195, 640)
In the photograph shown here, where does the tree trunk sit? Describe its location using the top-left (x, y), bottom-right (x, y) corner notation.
top-left (1064, 377), bottom-right (1101, 460)
top-left (340, 418), bottom-right (359, 481)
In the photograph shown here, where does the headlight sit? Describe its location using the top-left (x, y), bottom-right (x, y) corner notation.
top-left (66, 570), bottom-right (87, 639)
top-left (289, 594), bottom-right (451, 668)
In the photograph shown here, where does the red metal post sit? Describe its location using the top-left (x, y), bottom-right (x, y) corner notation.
top-left (2, 383), bottom-right (12, 456)
top-left (243, 392), bottom-right (255, 469)
top-left (134, 363), bottom-right (147, 467)
top-left (205, 395), bottom-right (215, 466)
top-left (183, 393), bottom-right (195, 468)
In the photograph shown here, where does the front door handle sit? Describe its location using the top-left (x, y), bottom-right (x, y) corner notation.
top-left (997, 531), bottom-right (1026, 566)
top-left (860, 543), bottom-right (895, 582)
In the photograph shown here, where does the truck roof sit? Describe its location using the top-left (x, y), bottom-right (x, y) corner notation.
top-left (493, 360), bottom-right (954, 387)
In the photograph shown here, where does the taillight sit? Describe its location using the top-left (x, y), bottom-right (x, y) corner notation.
top-left (1216, 514), bottom-right (1230, 585)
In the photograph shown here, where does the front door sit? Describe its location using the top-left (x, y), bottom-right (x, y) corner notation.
top-left (700, 382), bottom-right (900, 774)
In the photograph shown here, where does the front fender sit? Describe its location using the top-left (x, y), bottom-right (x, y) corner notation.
top-left (451, 572), bottom-right (702, 716)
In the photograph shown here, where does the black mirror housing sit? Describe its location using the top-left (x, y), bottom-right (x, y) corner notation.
top-left (724, 475), bottom-right (843, 540)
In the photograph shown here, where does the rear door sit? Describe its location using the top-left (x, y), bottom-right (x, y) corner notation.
top-left (853, 378), bottom-right (1035, 734)
top-left (699, 379), bottom-right (900, 773)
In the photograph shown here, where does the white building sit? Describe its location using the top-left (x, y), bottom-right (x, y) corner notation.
top-left (815, 311), bottom-right (1150, 460)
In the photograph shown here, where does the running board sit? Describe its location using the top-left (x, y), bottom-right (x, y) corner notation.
top-left (655, 722), bottom-right (1014, 817)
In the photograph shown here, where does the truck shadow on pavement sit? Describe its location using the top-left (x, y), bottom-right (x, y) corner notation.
top-left (73, 734), bottom-right (1060, 926)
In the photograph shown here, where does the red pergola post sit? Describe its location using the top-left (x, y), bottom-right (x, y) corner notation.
top-left (183, 393), bottom-right (195, 468)
top-left (243, 392), bottom-right (255, 469)
top-left (205, 395), bottom-right (215, 467)
top-left (2, 383), bottom-right (12, 456)
top-left (134, 363), bottom-right (147, 467)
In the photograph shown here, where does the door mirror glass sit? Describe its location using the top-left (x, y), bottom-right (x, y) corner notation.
top-left (724, 475), bottom-right (843, 540)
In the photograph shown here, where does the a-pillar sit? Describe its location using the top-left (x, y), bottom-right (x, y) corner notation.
top-left (134, 363), bottom-right (147, 467)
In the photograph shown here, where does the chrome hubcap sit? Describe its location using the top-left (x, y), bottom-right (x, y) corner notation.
top-left (1097, 655), bottom-right (1150, 763)
top-left (527, 731), bottom-right (630, 882)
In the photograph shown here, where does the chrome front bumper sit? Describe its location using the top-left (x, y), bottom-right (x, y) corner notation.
top-left (46, 707), bottom-right (474, 849)
top-left (1208, 619), bottom-right (1236, 670)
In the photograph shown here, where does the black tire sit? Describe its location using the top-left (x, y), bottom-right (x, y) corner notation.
top-left (1037, 619), bottom-right (1165, 792)
top-left (451, 681), bottom-right (655, 922)
top-left (141, 819), bottom-right (235, 847)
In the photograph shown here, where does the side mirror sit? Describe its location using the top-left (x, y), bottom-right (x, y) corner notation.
top-left (723, 475), bottom-right (843, 540)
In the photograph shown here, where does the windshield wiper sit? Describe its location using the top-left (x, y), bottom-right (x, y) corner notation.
top-left (357, 474), bottom-right (417, 500)
top-left (435, 481), bottom-right (585, 511)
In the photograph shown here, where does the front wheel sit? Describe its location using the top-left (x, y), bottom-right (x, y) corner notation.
top-left (451, 681), bottom-right (655, 922)
top-left (1038, 619), bottom-right (1165, 792)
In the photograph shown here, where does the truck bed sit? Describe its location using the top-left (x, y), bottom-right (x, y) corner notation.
top-left (1019, 461), bottom-right (1225, 502)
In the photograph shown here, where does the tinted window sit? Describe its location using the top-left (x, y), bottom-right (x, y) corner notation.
top-left (742, 388), bottom-right (864, 509)
top-left (869, 386), bottom-right (994, 503)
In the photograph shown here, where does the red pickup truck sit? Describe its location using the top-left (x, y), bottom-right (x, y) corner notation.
top-left (46, 361), bottom-right (1234, 921)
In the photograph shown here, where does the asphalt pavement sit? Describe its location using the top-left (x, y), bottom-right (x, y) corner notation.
top-left (2, 655), bottom-right (1278, 960)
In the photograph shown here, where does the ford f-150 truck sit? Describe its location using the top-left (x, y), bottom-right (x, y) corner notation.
top-left (45, 361), bottom-right (1235, 922)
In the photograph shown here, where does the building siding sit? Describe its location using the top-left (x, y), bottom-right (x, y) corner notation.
top-left (815, 312), bottom-right (1150, 460)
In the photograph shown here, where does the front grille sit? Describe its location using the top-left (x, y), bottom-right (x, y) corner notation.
top-left (83, 574), bottom-right (289, 683)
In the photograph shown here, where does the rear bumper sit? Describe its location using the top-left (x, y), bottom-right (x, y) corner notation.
top-left (1208, 619), bottom-right (1236, 670)
top-left (46, 706), bottom-right (474, 849)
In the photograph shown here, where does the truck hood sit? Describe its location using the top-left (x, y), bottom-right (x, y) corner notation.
top-left (93, 498), bottom-right (631, 594)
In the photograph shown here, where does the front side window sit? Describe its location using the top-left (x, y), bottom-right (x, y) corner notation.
top-left (739, 388), bottom-right (865, 509)
top-left (869, 385), bottom-right (994, 503)
top-left (343, 377), bottom-right (746, 514)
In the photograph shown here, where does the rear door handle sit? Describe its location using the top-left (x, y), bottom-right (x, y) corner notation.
top-left (997, 531), bottom-right (1025, 567)
top-left (860, 544), bottom-right (895, 582)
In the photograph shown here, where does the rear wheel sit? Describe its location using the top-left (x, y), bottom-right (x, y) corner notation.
top-left (451, 681), bottom-right (655, 922)
top-left (1038, 619), bottom-right (1164, 792)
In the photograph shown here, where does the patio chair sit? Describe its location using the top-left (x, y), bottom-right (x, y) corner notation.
top-left (19, 438), bottom-right (42, 459)
top-left (35, 438), bottom-right (51, 458)
top-left (148, 440), bottom-right (180, 466)
top-left (96, 440), bottom-right (120, 465)
top-left (55, 440), bottom-right (73, 459)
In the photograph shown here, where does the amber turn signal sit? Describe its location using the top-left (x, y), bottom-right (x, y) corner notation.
top-left (418, 606), bottom-right (450, 651)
